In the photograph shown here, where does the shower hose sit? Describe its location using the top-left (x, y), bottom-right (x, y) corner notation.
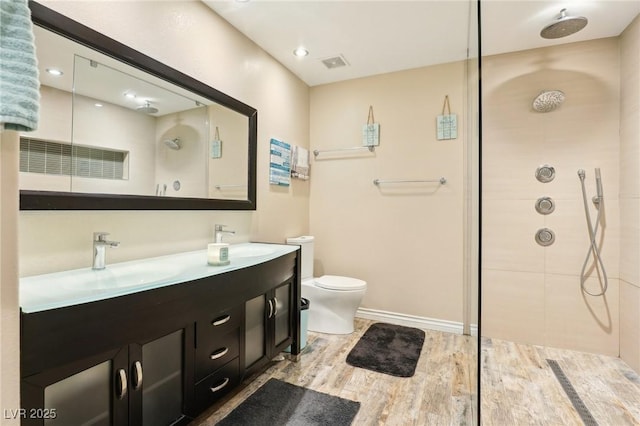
top-left (578, 169), bottom-right (608, 296)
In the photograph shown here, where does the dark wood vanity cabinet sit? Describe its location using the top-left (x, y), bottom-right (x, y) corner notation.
top-left (20, 250), bottom-right (300, 425)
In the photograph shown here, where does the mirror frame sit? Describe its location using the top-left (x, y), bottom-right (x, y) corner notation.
top-left (21, 1), bottom-right (257, 211)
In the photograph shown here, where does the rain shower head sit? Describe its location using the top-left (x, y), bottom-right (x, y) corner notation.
top-left (137, 101), bottom-right (158, 114)
top-left (532, 90), bottom-right (565, 113)
top-left (164, 138), bottom-right (181, 150)
top-left (540, 8), bottom-right (588, 39)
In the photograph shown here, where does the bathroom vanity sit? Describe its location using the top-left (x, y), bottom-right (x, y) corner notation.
top-left (19, 244), bottom-right (301, 425)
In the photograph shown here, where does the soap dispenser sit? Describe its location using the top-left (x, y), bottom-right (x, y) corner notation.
top-left (207, 224), bottom-right (233, 266)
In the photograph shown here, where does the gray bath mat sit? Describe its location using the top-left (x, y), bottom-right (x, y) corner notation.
top-left (346, 322), bottom-right (425, 377)
top-left (216, 378), bottom-right (360, 426)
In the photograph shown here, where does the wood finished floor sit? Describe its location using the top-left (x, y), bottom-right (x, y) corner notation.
top-left (191, 319), bottom-right (640, 425)
top-left (192, 319), bottom-right (477, 425)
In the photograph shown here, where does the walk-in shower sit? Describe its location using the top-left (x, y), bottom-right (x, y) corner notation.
top-left (577, 168), bottom-right (608, 296)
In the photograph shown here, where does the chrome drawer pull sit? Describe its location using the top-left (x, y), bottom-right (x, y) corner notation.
top-left (212, 315), bottom-right (231, 326)
top-left (273, 297), bottom-right (279, 316)
top-left (116, 369), bottom-right (127, 399)
top-left (132, 361), bottom-right (143, 390)
top-left (210, 377), bottom-right (230, 393)
top-left (210, 347), bottom-right (229, 361)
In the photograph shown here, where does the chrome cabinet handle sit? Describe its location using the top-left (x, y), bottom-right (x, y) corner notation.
top-left (210, 347), bottom-right (229, 361)
top-left (116, 369), bottom-right (127, 399)
top-left (273, 297), bottom-right (279, 316)
top-left (267, 299), bottom-right (274, 318)
top-left (210, 377), bottom-right (230, 393)
top-left (212, 314), bottom-right (231, 326)
top-left (132, 361), bottom-right (143, 390)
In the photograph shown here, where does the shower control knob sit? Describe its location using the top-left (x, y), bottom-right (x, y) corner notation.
top-left (535, 228), bottom-right (555, 247)
top-left (535, 197), bottom-right (555, 215)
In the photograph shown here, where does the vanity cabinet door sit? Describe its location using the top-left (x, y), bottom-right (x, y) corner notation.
top-left (21, 347), bottom-right (129, 426)
top-left (132, 328), bottom-right (193, 426)
top-left (272, 280), bottom-right (293, 351)
top-left (22, 327), bottom-right (194, 426)
top-left (244, 294), bottom-right (268, 370)
top-left (244, 277), bottom-right (295, 375)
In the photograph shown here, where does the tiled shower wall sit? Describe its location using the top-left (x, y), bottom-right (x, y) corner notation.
top-left (620, 15), bottom-right (640, 373)
top-left (482, 37), bottom-right (621, 356)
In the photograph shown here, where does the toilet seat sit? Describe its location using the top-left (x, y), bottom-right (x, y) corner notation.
top-left (315, 275), bottom-right (366, 291)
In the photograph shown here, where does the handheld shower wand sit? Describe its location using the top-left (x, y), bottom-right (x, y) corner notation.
top-left (594, 167), bottom-right (603, 200)
top-left (577, 168), bottom-right (608, 296)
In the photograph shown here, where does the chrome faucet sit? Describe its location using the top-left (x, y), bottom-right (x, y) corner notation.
top-left (214, 224), bottom-right (235, 243)
top-left (93, 232), bottom-right (120, 270)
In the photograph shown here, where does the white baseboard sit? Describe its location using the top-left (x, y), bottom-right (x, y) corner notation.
top-left (356, 307), bottom-right (469, 335)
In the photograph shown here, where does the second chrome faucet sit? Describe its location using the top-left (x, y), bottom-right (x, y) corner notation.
top-left (93, 232), bottom-right (120, 270)
top-left (214, 224), bottom-right (235, 243)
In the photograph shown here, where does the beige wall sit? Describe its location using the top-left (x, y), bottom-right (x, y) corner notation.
top-left (482, 38), bottom-right (621, 356)
top-left (309, 62), bottom-right (466, 323)
top-left (0, 131), bottom-right (21, 424)
top-left (619, 15), bottom-right (640, 373)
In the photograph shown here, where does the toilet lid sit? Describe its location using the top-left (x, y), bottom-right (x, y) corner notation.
top-left (315, 275), bottom-right (366, 291)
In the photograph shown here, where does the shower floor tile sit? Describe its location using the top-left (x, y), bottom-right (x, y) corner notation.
top-left (482, 337), bottom-right (640, 425)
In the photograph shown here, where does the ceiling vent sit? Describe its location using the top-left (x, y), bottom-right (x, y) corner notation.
top-left (321, 54), bottom-right (349, 69)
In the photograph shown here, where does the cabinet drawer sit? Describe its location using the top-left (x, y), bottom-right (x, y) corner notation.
top-left (195, 328), bottom-right (240, 381)
top-left (194, 358), bottom-right (240, 411)
top-left (198, 305), bottom-right (242, 341)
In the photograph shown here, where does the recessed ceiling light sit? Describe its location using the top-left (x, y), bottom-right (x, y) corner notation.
top-left (46, 68), bottom-right (63, 76)
top-left (124, 92), bottom-right (136, 99)
top-left (293, 47), bottom-right (309, 57)
top-left (94, 103), bottom-right (103, 108)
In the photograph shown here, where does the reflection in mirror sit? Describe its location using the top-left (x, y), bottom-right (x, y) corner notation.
top-left (208, 104), bottom-right (249, 201)
top-left (72, 54), bottom-right (211, 198)
top-left (20, 2), bottom-right (257, 210)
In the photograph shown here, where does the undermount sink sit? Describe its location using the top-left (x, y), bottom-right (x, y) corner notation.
top-left (60, 263), bottom-right (182, 290)
top-left (228, 243), bottom-right (278, 259)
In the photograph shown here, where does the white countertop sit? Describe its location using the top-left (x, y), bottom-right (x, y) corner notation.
top-left (20, 243), bottom-right (298, 313)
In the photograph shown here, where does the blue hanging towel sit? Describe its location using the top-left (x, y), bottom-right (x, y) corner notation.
top-left (0, 0), bottom-right (40, 132)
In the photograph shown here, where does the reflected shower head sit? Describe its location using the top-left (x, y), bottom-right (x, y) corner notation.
top-left (164, 138), bottom-right (181, 150)
top-left (541, 9), bottom-right (588, 39)
top-left (532, 90), bottom-right (565, 113)
top-left (137, 101), bottom-right (158, 114)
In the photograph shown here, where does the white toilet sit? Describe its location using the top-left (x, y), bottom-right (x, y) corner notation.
top-left (286, 236), bottom-right (367, 334)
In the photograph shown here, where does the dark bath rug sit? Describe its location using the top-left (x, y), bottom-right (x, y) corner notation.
top-left (216, 378), bottom-right (360, 426)
top-left (346, 322), bottom-right (425, 377)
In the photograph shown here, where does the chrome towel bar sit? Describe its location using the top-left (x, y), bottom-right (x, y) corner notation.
top-left (214, 184), bottom-right (246, 190)
top-left (313, 146), bottom-right (375, 157)
top-left (373, 177), bottom-right (447, 185)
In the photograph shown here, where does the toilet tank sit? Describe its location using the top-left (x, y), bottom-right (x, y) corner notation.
top-left (286, 236), bottom-right (314, 280)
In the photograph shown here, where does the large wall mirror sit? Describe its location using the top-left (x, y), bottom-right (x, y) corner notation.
top-left (20, 1), bottom-right (257, 210)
